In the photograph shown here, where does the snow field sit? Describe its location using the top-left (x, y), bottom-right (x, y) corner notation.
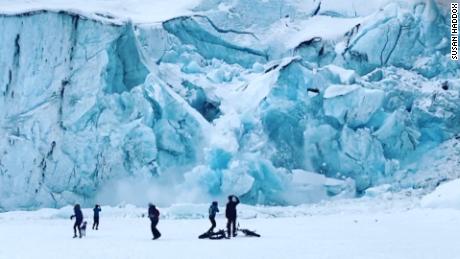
top-left (3, 184), bottom-right (460, 259)
top-left (1, 207), bottom-right (460, 259)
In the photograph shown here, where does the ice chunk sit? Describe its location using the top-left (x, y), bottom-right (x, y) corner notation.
top-left (163, 16), bottom-right (267, 68)
top-left (322, 65), bottom-right (357, 84)
top-left (324, 85), bottom-right (384, 127)
top-left (338, 127), bottom-right (386, 191)
top-left (323, 84), bottom-right (360, 98)
top-left (373, 109), bottom-right (420, 159)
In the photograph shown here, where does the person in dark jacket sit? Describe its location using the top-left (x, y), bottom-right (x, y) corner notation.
top-left (148, 203), bottom-right (161, 240)
top-left (225, 195), bottom-right (240, 238)
top-left (70, 204), bottom-right (83, 238)
top-left (207, 201), bottom-right (219, 233)
top-left (92, 204), bottom-right (101, 230)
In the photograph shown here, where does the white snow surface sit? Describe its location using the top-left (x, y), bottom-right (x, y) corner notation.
top-left (0, 0), bottom-right (202, 23)
top-left (279, 16), bottom-right (365, 50)
top-left (1, 195), bottom-right (460, 259)
top-left (421, 179), bottom-right (460, 209)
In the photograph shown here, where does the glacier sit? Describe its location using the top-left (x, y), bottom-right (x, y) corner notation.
top-left (0, 0), bottom-right (459, 210)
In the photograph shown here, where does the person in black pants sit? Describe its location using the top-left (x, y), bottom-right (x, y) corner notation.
top-left (92, 204), bottom-right (101, 230)
top-left (208, 201), bottom-right (219, 233)
top-left (148, 203), bottom-right (161, 240)
top-left (225, 195), bottom-right (240, 238)
top-left (70, 204), bottom-right (83, 238)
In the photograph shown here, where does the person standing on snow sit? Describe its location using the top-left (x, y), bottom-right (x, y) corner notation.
top-left (148, 203), bottom-right (161, 240)
top-left (208, 201), bottom-right (219, 233)
top-left (225, 195), bottom-right (240, 238)
top-left (92, 204), bottom-right (101, 230)
top-left (70, 204), bottom-right (84, 238)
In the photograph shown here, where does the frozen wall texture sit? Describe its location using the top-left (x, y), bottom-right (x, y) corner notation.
top-left (0, 0), bottom-right (459, 210)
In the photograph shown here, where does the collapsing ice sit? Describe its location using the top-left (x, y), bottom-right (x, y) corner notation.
top-left (0, 0), bottom-right (459, 210)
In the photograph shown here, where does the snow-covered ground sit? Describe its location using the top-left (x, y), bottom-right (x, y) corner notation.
top-left (1, 191), bottom-right (460, 259)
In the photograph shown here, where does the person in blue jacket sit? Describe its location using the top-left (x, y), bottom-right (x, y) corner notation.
top-left (207, 201), bottom-right (219, 233)
top-left (70, 204), bottom-right (83, 238)
top-left (92, 204), bottom-right (101, 230)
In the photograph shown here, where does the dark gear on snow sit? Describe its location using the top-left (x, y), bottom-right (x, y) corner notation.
top-left (80, 221), bottom-right (87, 237)
top-left (199, 229), bottom-right (227, 240)
top-left (238, 227), bottom-right (261, 237)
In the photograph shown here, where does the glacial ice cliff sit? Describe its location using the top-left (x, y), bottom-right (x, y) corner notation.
top-left (0, 0), bottom-right (458, 210)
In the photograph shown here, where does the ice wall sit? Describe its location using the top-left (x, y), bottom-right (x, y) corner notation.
top-left (0, 11), bottom-right (207, 210)
top-left (0, 0), bottom-right (459, 210)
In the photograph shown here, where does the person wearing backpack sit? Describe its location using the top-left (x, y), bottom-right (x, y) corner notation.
top-left (148, 203), bottom-right (161, 240)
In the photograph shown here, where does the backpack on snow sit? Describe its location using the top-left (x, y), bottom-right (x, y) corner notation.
top-left (238, 228), bottom-right (261, 237)
top-left (198, 229), bottom-right (227, 240)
